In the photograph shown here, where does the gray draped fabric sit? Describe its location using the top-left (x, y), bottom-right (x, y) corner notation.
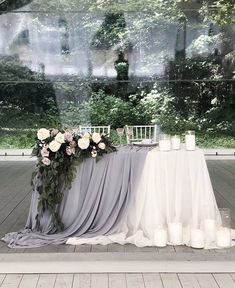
top-left (2, 146), bottom-right (148, 248)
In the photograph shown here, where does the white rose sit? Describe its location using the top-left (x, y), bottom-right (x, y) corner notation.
top-left (49, 140), bottom-right (61, 152)
top-left (83, 132), bottom-right (91, 139)
top-left (78, 138), bottom-right (90, 150)
top-left (42, 157), bottom-right (51, 166)
top-left (92, 132), bottom-right (101, 144)
top-left (55, 132), bottom-right (65, 144)
top-left (37, 128), bottom-right (50, 141)
top-left (98, 142), bottom-right (106, 150)
top-left (91, 150), bottom-right (97, 158)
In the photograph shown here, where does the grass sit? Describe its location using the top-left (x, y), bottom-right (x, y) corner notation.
top-left (0, 129), bottom-right (234, 149)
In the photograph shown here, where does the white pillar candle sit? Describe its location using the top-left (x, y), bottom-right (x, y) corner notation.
top-left (168, 222), bottom-right (183, 245)
top-left (190, 228), bottom-right (204, 249)
top-left (171, 136), bottom-right (181, 150)
top-left (204, 219), bottom-right (216, 242)
top-left (159, 140), bottom-right (171, 151)
top-left (216, 227), bottom-right (231, 248)
top-left (185, 133), bottom-right (195, 151)
top-left (154, 229), bottom-right (167, 247)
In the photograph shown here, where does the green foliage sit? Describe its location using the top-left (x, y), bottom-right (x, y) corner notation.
top-left (200, 0), bottom-right (235, 26)
top-left (61, 90), bottom-right (147, 128)
top-left (32, 129), bottom-right (116, 231)
top-left (0, 57), bottom-right (59, 114)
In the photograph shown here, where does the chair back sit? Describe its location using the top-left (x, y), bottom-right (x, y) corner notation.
top-left (77, 125), bottom-right (111, 136)
top-left (124, 125), bottom-right (160, 144)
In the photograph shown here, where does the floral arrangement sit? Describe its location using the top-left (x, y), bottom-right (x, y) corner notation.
top-left (32, 128), bottom-right (116, 231)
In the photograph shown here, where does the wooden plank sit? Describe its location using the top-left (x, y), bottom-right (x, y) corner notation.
top-left (213, 274), bottom-right (235, 288)
top-left (157, 245), bottom-right (176, 253)
top-left (160, 274), bottom-right (182, 288)
top-left (75, 245), bottom-right (91, 253)
top-left (36, 274), bottom-right (56, 288)
top-left (54, 274), bottom-right (73, 288)
top-left (0, 274), bottom-right (23, 288)
top-left (72, 274), bottom-right (91, 288)
top-left (178, 274), bottom-right (200, 288)
top-left (18, 274), bottom-right (39, 288)
top-left (174, 246), bottom-right (194, 253)
top-left (194, 274), bottom-right (219, 288)
top-left (90, 274), bottom-right (108, 288)
top-left (143, 273), bottom-right (163, 288)
top-left (124, 244), bottom-right (146, 252)
top-left (0, 193), bottom-right (31, 253)
top-left (210, 161), bottom-right (235, 187)
top-left (91, 245), bottom-right (108, 253)
top-left (219, 161), bottom-right (235, 175)
top-left (126, 274), bottom-right (145, 288)
top-left (57, 244), bottom-right (75, 253)
top-left (107, 243), bottom-right (125, 252)
top-left (108, 274), bottom-right (126, 288)
top-left (0, 275), bottom-right (6, 286)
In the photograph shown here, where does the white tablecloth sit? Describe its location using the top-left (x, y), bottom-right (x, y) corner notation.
top-left (67, 148), bottom-right (235, 249)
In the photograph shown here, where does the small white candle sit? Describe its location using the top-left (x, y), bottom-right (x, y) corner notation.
top-left (185, 131), bottom-right (195, 151)
top-left (154, 229), bottom-right (167, 247)
top-left (168, 222), bottom-right (183, 245)
top-left (216, 227), bottom-right (231, 248)
top-left (204, 219), bottom-right (216, 240)
top-left (159, 140), bottom-right (171, 151)
top-left (190, 228), bottom-right (204, 248)
top-left (171, 136), bottom-right (181, 150)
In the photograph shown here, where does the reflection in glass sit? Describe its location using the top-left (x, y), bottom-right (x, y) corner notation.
top-left (0, 11), bottom-right (234, 80)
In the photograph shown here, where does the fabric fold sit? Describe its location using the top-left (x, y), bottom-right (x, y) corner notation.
top-left (2, 146), bottom-right (149, 248)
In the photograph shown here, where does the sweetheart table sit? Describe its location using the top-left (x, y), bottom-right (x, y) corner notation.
top-left (2, 146), bottom-right (234, 249)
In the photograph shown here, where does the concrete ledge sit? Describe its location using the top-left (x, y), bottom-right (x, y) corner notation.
top-left (0, 149), bottom-right (234, 161)
top-left (1, 253), bottom-right (235, 273)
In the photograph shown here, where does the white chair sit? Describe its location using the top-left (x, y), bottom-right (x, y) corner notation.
top-left (124, 125), bottom-right (161, 144)
top-left (74, 125), bottom-right (111, 136)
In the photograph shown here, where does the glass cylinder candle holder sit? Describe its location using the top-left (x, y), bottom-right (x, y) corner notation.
top-left (171, 135), bottom-right (181, 150)
top-left (159, 134), bottom-right (171, 151)
top-left (190, 228), bottom-right (204, 249)
top-left (168, 222), bottom-right (183, 245)
top-left (216, 208), bottom-right (231, 248)
top-left (185, 130), bottom-right (196, 151)
top-left (154, 228), bottom-right (167, 247)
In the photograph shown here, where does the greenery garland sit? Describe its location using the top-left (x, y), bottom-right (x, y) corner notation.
top-left (31, 128), bottom-right (116, 231)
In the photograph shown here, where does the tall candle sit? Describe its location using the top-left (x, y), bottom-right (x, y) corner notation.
top-left (168, 222), bottom-right (183, 245)
top-left (185, 131), bottom-right (195, 151)
top-left (216, 227), bottom-right (231, 248)
top-left (190, 228), bottom-right (204, 249)
top-left (154, 229), bottom-right (167, 247)
top-left (171, 136), bottom-right (181, 150)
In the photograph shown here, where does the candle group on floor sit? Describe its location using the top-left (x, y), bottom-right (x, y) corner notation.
top-left (153, 220), bottom-right (231, 248)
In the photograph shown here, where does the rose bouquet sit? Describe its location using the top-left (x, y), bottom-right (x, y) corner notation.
top-left (32, 128), bottom-right (116, 231)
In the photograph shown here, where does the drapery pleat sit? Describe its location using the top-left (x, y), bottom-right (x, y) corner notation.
top-left (2, 146), bottom-right (148, 248)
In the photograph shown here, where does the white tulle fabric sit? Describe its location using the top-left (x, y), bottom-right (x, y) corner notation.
top-left (67, 148), bottom-right (235, 249)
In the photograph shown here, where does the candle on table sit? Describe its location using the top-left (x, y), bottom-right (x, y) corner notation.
top-left (154, 228), bottom-right (167, 247)
top-left (159, 134), bottom-right (171, 151)
top-left (171, 135), bottom-right (181, 150)
top-left (216, 227), bottom-right (231, 248)
top-left (185, 130), bottom-right (196, 151)
top-left (168, 222), bottom-right (183, 245)
top-left (190, 228), bottom-right (204, 248)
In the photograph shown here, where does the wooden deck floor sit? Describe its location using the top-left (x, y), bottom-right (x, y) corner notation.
top-left (1, 273), bottom-right (235, 288)
top-left (0, 160), bottom-right (234, 255)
